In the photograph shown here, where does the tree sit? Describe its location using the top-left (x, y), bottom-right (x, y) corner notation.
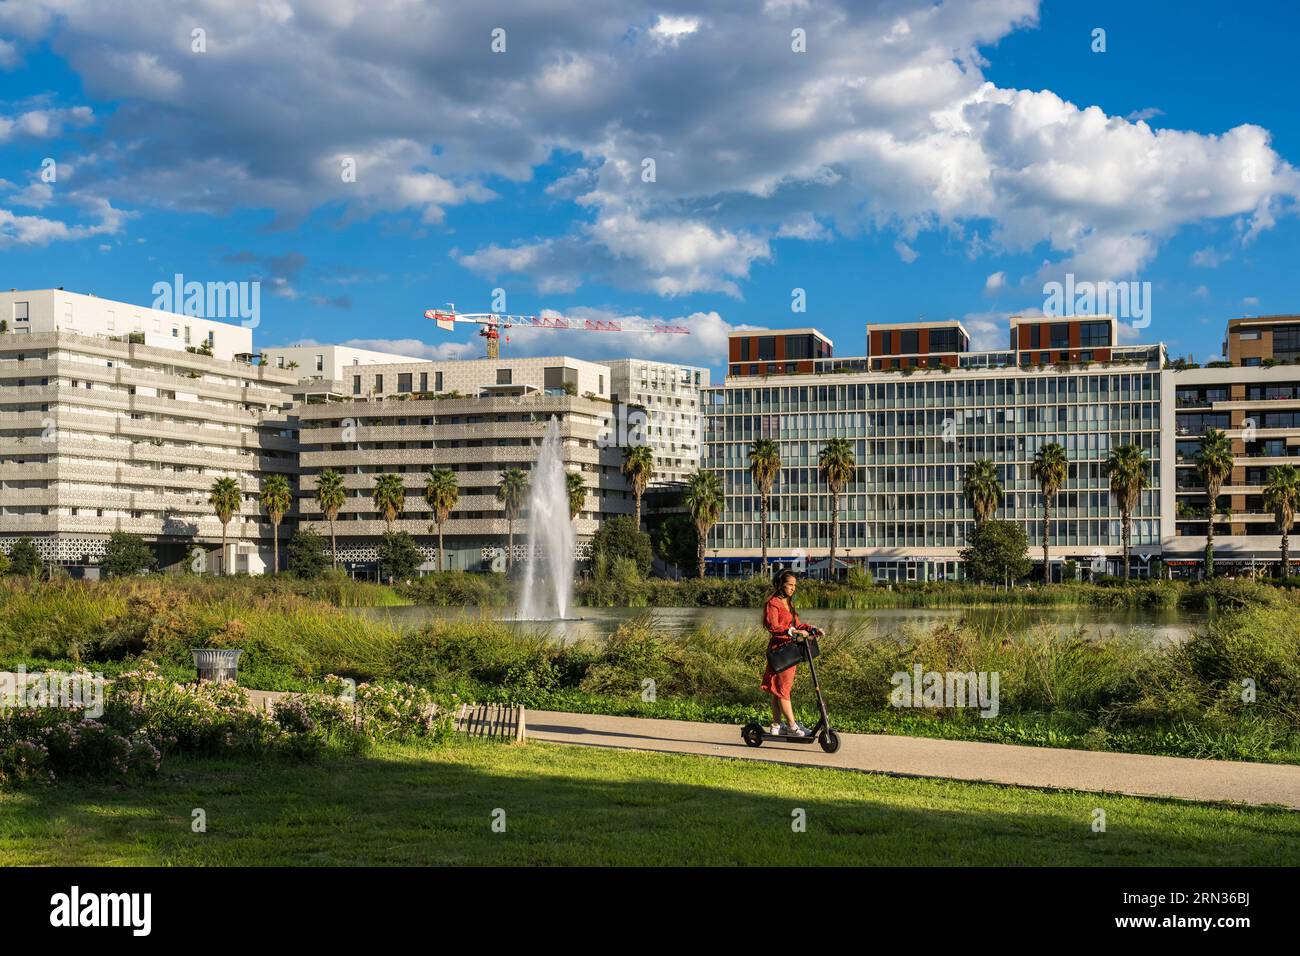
top-left (424, 468), bottom-right (459, 572)
top-left (1197, 428), bottom-right (1234, 578)
top-left (565, 470), bottom-right (587, 523)
top-left (286, 527), bottom-right (328, 579)
top-left (315, 468), bottom-right (346, 569)
top-left (208, 477), bottom-right (241, 576)
top-left (748, 438), bottom-right (781, 577)
top-left (260, 474), bottom-right (292, 574)
top-left (100, 532), bottom-right (155, 578)
top-left (960, 520), bottom-right (1031, 585)
top-left (372, 473), bottom-right (406, 533)
top-left (377, 530), bottom-right (423, 583)
top-left (963, 458), bottom-right (1003, 525)
top-left (819, 438), bottom-right (855, 578)
top-left (654, 514), bottom-right (698, 572)
top-left (496, 467), bottom-right (528, 569)
top-left (590, 515), bottom-right (653, 576)
top-left (7, 537), bottom-right (42, 576)
top-left (684, 469), bottom-right (724, 579)
top-left (621, 444), bottom-right (654, 530)
top-left (1030, 443), bottom-right (1068, 582)
top-left (1104, 444), bottom-right (1150, 580)
top-left (1264, 464), bottom-right (1300, 579)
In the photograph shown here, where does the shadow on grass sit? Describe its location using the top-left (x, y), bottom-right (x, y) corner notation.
top-left (3, 742), bottom-right (1298, 867)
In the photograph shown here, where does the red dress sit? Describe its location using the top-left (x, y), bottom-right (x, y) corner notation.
top-left (760, 595), bottom-right (801, 701)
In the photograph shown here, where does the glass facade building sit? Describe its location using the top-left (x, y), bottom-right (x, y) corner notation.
top-left (703, 347), bottom-right (1165, 580)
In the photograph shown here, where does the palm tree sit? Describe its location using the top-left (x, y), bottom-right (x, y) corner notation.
top-left (1263, 464), bottom-right (1300, 579)
top-left (424, 468), bottom-right (459, 572)
top-left (496, 467), bottom-right (529, 569)
top-left (1030, 443), bottom-right (1068, 583)
top-left (208, 477), bottom-right (241, 576)
top-left (1197, 428), bottom-right (1234, 578)
top-left (621, 444), bottom-right (654, 530)
top-left (818, 438), bottom-right (856, 580)
top-left (315, 469), bottom-right (346, 569)
top-left (372, 473), bottom-right (406, 532)
top-left (565, 470), bottom-right (587, 524)
top-left (963, 458), bottom-right (1003, 525)
top-left (1104, 444), bottom-right (1150, 580)
top-left (684, 469), bottom-right (724, 579)
top-left (260, 474), bottom-right (291, 574)
top-left (748, 438), bottom-right (782, 576)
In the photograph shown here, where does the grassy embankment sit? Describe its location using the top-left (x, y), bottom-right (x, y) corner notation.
top-left (2, 576), bottom-right (1297, 764)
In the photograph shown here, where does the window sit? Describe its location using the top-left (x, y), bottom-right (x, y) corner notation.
top-left (351, 375), bottom-right (361, 395)
top-left (496, 369), bottom-right (512, 385)
top-left (375, 375), bottom-right (384, 393)
top-left (420, 372), bottom-right (428, 392)
top-left (599, 374), bottom-right (604, 393)
top-left (278, 356), bottom-right (285, 368)
top-left (1050, 324), bottom-right (1069, 349)
top-left (316, 354), bottom-right (324, 372)
top-left (398, 373), bottom-right (412, 393)
top-left (1239, 330), bottom-right (1261, 341)
top-left (900, 331), bottom-right (919, 354)
top-left (930, 329), bottom-right (958, 353)
top-left (1029, 324), bottom-right (1041, 349)
top-left (435, 371), bottom-right (443, 391)
top-left (1273, 325), bottom-right (1300, 354)
top-left (1080, 321), bottom-right (1111, 347)
top-left (758, 337), bottom-right (776, 361)
top-left (14, 301), bottom-right (28, 322)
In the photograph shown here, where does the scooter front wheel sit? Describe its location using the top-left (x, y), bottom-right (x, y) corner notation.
top-left (742, 722), bottom-right (765, 747)
top-left (818, 729), bottom-right (841, 754)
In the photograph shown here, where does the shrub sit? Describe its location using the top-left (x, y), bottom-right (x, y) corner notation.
top-left (286, 528), bottom-right (329, 580)
top-left (100, 532), bottom-right (156, 578)
top-left (7, 538), bottom-right (42, 576)
top-left (591, 516), bottom-right (653, 576)
top-left (377, 531), bottom-right (424, 583)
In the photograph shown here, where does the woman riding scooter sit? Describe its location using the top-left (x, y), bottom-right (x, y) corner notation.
top-left (760, 570), bottom-right (822, 737)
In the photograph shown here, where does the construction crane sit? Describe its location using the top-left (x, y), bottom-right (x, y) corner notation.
top-left (425, 304), bottom-right (690, 359)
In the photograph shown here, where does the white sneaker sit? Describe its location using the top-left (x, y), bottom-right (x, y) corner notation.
top-left (769, 724), bottom-right (782, 737)
top-left (780, 724), bottom-right (808, 737)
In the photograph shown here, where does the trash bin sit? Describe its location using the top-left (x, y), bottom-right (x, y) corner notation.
top-left (192, 648), bottom-right (243, 683)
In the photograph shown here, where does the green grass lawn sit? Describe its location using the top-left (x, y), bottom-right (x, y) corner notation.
top-left (3, 739), bottom-right (1297, 866)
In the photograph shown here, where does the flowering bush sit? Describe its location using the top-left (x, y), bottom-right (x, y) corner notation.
top-left (0, 663), bottom-right (456, 789)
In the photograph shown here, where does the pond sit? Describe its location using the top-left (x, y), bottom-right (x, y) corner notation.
top-left (349, 604), bottom-right (1205, 645)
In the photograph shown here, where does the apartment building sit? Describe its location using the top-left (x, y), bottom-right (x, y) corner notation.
top-left (703, 317), bottom-right (1166, 581)
top-left (1162, 314), bottom-right (1300, 575)
top-left (261, 344), bottom-right (426, 402)
top-left (295, 356), bottom-right (633, 572)
top-left (603, 359), bottom-right (710, 485)
top-left (0, 291), bottom-right (298, 574)
top-left (867, 320), bottom-right (969, 370)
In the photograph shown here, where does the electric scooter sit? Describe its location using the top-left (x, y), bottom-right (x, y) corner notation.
top-left (742, 626), bottom-right (841, 754)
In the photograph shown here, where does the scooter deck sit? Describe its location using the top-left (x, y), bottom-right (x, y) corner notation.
top-left (762, 735), bottom-right (820, 744)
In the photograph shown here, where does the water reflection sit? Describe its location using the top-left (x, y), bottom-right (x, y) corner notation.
top-left (351, 603), bottom-right (1203, 645)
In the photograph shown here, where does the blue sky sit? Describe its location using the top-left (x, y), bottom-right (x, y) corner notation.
top-left (2, 0), bottom-right (1297, 373)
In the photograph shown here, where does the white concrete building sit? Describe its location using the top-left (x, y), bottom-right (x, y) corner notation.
top-left (0, 288), bottom-right (257, 362)
top-left (0, 291), bottom-right (298, 575)
top-left (602, 359), bottom-right (710, 485)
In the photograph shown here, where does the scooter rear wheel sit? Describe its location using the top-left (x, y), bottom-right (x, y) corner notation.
top-left (818, 729), bottom-right (841, 754)
top-left (742, 722), bottom-right (765, 747)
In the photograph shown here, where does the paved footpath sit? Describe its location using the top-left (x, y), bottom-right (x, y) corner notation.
top-left (527, 710), bottom-right (1300, 810)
